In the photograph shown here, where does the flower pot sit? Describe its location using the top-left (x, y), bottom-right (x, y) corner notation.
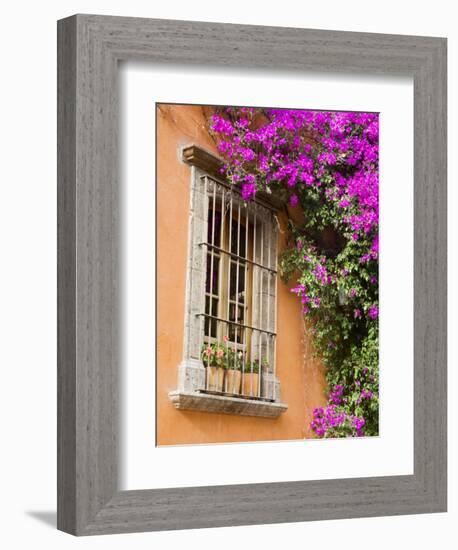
top-left (242, 373), bottom-right (260, 398)
top-left (206, 365), bottom-right (225, 392)
top-left (224, 369), bottom-right (241, 394)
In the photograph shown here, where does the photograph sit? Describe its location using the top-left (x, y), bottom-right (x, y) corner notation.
top-left (156, 103), bottom-right (379, 445)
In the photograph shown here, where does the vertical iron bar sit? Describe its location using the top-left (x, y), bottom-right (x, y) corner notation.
top-left (227, 193), bottom-right (233, 372)
top-left (258, 215), bottom-right (264, 397)
top-left (272, 217), bottom-right (278, 401)
top-left (266, 211), bottom-right (271, 395)
top-left (233, 201), bottom-right (241, 394)
top-left (218, 187), bottom-right (226, 341)
top-left (244, 204), bottom-right (249, 355)
top-left (244, 205), bottom-right (250, 396)
top-left (249, 209), bottom-right (257, 396)
top-left (202, 177), bottom-right (209, 387)
top-left (209, 181), bottom-right (217, 339)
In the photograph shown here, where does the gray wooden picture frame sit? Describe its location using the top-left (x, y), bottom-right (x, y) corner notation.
top-left (57, 14), bottom-right (447, 536)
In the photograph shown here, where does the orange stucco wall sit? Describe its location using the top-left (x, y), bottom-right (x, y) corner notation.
top-left (156, 104), bottom-right (327, 446)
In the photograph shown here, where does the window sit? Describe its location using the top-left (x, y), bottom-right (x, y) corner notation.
top-left (200, 177), bottom-right (277, 396)
top-left (169, 145), bottom-right (287, 418)
top-left (203, 194), bottom-right (251, 351)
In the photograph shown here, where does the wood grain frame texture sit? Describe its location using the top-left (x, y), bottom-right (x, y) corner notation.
top-left (57, 14), bottom-right (447, 536)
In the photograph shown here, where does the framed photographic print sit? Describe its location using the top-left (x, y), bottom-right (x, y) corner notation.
top-left (57, 14), bottom-right (447, 535)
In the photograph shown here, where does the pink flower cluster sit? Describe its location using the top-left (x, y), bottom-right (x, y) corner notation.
top-left (310, 404), bottom-right (367, 438)
top-left (291, 283), bottom-right (321, 315)
top-left (211, 108), bottom-right (379, 254)
top-left (311, 404), bottom-right (366, 438)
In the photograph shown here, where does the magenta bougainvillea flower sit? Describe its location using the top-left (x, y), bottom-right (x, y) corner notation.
top-left (368, 305), bottom-right (379, 320)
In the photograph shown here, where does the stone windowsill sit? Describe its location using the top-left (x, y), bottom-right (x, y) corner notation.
top-left (168, 390), bottom-right (288, 418)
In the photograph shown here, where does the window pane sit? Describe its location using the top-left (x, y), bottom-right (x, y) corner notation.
top-left (205, 254), bottom-right (220, 295)
top-left (228, 303), bottom-right (245, 344)
top-left (228, 324), bottom-right (245, 344)
top-left (230, 220), bottom-right (246, 258)
top-left (204, 296), bottom-right (218, 338)
top-left (207, 208), bottom-right (221, 247)
top-left (228, 303), bottom-right (245, 323)
top-left (229, 262), bottom-right (245, 303)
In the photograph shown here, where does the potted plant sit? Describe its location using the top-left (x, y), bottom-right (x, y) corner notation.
top-left (224, 346), bottom-right (242, 395)
top-left (242, 359), bottom-right (261, 398)
top-left (201, 341), bottom-right (226, 392)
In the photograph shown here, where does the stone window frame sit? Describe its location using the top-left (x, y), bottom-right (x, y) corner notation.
top-left (168, 145), bottom-right (288, 418)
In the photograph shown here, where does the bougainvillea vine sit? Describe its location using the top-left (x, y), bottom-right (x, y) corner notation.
top-left (210, 106), bottom-right (379, 438)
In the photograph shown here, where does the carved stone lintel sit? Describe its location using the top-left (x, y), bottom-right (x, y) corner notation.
top-left (182, 144), bottom-right (285, 212)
